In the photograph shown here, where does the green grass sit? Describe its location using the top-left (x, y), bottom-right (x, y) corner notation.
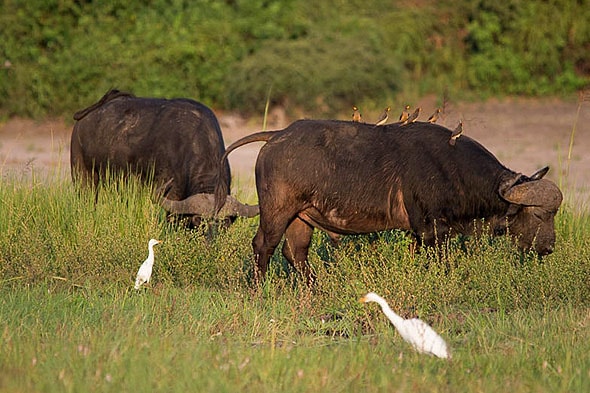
top-left (1, 286), bottom-right (588, 392)
top-left (0, 174), bottom-right (589, 392)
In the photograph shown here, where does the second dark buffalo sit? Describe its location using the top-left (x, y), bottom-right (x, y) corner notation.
top-left (71, 89), bottom-right (258, 224)
top-left (215, 120), bottom-right (563, 283)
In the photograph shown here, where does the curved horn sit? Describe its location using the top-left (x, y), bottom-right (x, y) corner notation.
top-left (500, 179), bottom-right (563, 209)
top-left (161, 194), bottom-right (259, 218)
top-left (222, 195), bottom-right (259, 218)
top-left (529, 166), bottom-right (549, 181)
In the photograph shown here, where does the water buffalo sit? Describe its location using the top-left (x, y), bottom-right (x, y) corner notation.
top-left (71, 89), bottom-right (258, 224)
top-left (215, 120), bottom-right (563, 282)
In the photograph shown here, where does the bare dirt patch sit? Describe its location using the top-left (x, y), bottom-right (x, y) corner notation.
top-left (1, 98), bottom-right (588, 202)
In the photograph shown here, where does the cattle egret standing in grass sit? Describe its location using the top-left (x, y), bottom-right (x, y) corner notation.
top-left (360, 292), bottom-right (450, 359)
top-left (134, 239), bottom-right (162, 289)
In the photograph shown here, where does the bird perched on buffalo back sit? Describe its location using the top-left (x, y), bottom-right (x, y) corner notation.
top-left (402, 107), bottom-right (421, 125)
top-left (352, 106), bottom-right (362, 122)
top-left (398, 105), bottom-right (410, 123)
top-left (449, 121), bottom-right (463, 146)
top-left (427, 108), bottom-right (441, 123)
top-left (374, 106), bottom-right (391, 126)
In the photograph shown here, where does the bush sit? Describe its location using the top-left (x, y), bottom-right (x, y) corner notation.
top-left (0, 0), bottom-right (588, 118)
top-left (225, 31), bottom-right (404, 115)
top-left (464, 0), bottom-right (590, 94)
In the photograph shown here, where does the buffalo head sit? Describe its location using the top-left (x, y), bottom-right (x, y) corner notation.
top-left (161, 193), bottom-right (259, 223)
top-left (499, 167), bottom-right (563, 255)
top-left (155, 173), bottom-right (258, 227)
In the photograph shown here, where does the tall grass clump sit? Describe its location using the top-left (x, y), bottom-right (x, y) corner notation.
top-left (0, 172), bottom-right (161, 287)
top-left (0, 170), bottom-right (588, 310)
top-left (0, 170), bottom-right (589, 391)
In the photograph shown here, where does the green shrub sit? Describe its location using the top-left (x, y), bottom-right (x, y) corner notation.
top-left (226, 32), bottom-right (404, 115)
top-left (464, 0), bottom-right (590, 94)
top-left (0, 0), bottom-right (589, 117)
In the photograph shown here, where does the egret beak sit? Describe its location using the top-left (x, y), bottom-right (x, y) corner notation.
top-left (359, 296), bottom-right (367, 303)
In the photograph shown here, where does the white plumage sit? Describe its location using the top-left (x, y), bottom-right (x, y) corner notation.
top-left (360, 292), bottom-right (451, 359)
top-left (134, 239), bottom-right (162, 289)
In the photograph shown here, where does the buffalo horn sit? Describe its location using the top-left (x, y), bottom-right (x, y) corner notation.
top-left (500, 179), bottom-right (563, 209)
top-left (161, 194), bottom-right (259, 218)
top-left (529, 166), bottom-right (549, 181)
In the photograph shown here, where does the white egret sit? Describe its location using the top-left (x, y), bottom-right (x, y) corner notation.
top-left (359, 292), bottom-right (451, 359)
top-left (134, 239), bottom-right (162, 289)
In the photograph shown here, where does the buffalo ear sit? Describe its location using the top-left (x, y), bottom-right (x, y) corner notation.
top-left (529, 166), bottom-right (549, 180)
top-left (500, 178), bottom-right (563, 209)
top-left (498, 173), bottom-right (523, 197)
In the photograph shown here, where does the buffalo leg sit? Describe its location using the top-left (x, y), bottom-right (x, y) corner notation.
top-left (282, 217), bottom-right (315, 284)
top-left (252, 220), bottom-right (289, 284)
top-left (70, 153), bottom-right (94, 188)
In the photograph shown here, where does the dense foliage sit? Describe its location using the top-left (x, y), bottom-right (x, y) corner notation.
top-left (1, 0), bottom-right (589, 117)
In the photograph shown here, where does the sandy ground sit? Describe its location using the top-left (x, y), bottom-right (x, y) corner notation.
top-left (1, 97), bottom-right (589, 203)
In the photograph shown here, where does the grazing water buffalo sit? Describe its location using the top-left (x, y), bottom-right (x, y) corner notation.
top-left (215, 120), bottom-right (563, 282)
top-left (71, 89), bottom-right (258, 224)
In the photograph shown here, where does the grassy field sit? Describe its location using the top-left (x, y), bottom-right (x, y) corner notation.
top-left (0, 173), bottom-right (589, 392)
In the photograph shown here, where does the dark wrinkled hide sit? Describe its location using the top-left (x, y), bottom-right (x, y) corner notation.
top-left (215, 120), bottom-right (563, 283)
top-left (71, 89), bottom-right (232, 219)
